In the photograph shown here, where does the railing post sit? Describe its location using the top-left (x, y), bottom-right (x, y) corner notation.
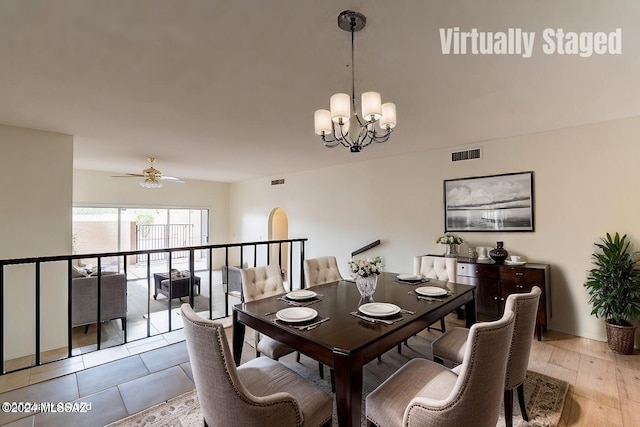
top-left (168, 254), bottom-right (173, 331)
top-left (67, 260), bottom-right (73, 358)
top-left (189, 248), bottom-right (195, 308)
top-left (300, 240), bottom-right (305, 289)
top-left (96, 257), bottom-right (102, 350)
top-left (35, 262), bottom-right (41, 366)
top-left (146, 253), bottom-right (151, 338)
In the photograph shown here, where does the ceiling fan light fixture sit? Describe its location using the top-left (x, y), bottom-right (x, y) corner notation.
top-left (140, 177), bottom-right (163, 189)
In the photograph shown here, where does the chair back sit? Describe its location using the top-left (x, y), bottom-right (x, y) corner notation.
top-left (407, 310), bottom-right (515, 426)
top-left (181, 304), bottom-right (272, 426)
top-left (304, 256), bottom-right (343, 287)
top-left (416, 256), bottom-right (457, 282)
top-left (240, 265), bottom-right (285, 302)
top-left (504, 286), bottom-right (542, 390)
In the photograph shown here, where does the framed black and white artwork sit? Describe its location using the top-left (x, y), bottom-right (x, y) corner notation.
top-left (444, 171), bottom-right (534, 232)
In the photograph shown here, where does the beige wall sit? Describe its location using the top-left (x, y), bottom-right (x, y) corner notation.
top-left (73, 169), bottom-right (230, 268)
top-left (229, 116), bottom-right (640, 345)
top-left (0, 124), bottom-right (73, 360)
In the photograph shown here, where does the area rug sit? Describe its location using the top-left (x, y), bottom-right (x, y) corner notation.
top-left (107, 339), bottom-right (568, 427)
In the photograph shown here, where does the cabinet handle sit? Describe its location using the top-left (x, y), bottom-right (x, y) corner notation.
top-left (494, 296), bottom-right (498, 300)
top-left (516, 285), bottom-right (524, 289)
top-left (475, 270), bottom-right (479, 274)
top-left (516, 272), bottom-right (524, 276)
top-left (500, 297), bottom-right (505, 301)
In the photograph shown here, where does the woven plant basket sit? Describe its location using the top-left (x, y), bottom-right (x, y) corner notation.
top-left (605, 321), bottom-right (636, 355)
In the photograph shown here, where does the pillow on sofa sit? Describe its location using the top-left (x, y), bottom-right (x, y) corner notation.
top-left (73, 265), bottom-right (95, 277)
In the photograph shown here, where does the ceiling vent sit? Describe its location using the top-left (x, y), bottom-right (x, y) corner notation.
top-left (451, 147), bottom-right (482, 162)
top-left (271, 179), bottom-right (285, 186)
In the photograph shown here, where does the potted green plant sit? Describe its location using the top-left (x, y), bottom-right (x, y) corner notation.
top-left (585, 232), bottom-right (640, 354)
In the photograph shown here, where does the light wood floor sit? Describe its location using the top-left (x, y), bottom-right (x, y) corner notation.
top-left (526, 329), bottom-right (640, 426)
top-left (429, 313), bottom-right (640, 427)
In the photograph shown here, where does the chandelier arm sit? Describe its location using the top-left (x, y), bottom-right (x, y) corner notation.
top-left (335, 122), bottom-right (354, 148)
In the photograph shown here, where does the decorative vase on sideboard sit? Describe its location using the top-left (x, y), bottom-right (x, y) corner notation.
top-left (489, 241), bottom-right (508, 264)
top-left (445, 243), bottom-right (459, 258)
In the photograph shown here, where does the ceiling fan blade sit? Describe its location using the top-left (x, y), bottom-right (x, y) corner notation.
top-left (160, 176), bottom-right (185, 183)
top-left (111, 173), bottom-right (145, 178)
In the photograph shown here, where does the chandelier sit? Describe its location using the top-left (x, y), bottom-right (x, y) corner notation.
top-left (314, 10), bottom-right (396, 153)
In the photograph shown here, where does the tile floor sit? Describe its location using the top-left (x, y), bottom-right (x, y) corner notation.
top-left (1, 313), bottom-right (640, 426)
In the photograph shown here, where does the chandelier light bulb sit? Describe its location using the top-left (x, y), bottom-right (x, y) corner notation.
top-left (380, 103), bottom-right (397, 129)
top-left (361, 92), bottom-right (382, 122)
top-left (330, 93), bottom-right (351, 124)
top-left (314, 109), bottom-right (332, 135)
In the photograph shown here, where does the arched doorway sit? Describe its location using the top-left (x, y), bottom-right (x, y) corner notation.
top-left (268, 207), bottom-right (289, 281)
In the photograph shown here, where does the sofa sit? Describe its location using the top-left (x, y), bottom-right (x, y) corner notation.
top-left (222, 265), bottom-right (243, 300)
top-left (71, 270), bottom-right (127, 335)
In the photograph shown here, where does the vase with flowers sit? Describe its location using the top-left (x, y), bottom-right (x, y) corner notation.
top-left (348, 256), bottom-right (384, 298)
top-left (436, 233), bottom-right (464, 258)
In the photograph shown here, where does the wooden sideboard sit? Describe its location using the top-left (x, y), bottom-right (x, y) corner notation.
top-left (455, 258), bottom-right (550, 341)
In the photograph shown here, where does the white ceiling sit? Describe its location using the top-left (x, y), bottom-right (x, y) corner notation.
top-left (1, 1), bottom-right (639, 183)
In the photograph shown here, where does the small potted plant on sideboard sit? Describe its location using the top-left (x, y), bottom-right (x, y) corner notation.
top-left (584, 232), bottom-right (640, 354)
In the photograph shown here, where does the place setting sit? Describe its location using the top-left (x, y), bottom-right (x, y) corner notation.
top-left (277, 289), bottom-right (324, 307)
top-left (350, 302), bottom-right (414, 325)
top-left (270, 307), bottom-right (331, 331)
top-left (408, 285), bottom-right (452, 302)
top-left (395, 273), bottom-right (430, 285)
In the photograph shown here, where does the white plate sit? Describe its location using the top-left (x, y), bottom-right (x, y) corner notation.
top-left (286, 289), bottom-right (317, 300)
top-left (397, 274), bottom-right (423, 281)
top-left (504, 260), bottom-right (527, 266)
top-left (415, 286), bottom-right (448, 297)
top-left (276, 307), bottom-right (318, 323)
top-left (358, 303), bottom-right (400, 318)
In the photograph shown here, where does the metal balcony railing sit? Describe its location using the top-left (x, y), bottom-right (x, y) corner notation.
top-left (0, 238), bottom-right (307, 375)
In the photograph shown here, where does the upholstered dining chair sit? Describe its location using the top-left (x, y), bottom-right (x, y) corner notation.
top-left (416, 255), bottom-right (458, 333)
top-left (303, 256), bottom-right (343, 387)
top-left (397, 255), bottom-right (458, 354)
top-left (431, 286), bottom-right (542, 427)
top-left (240, 264), bottom-right (296, 360)
top-left (181, 304), bottom-right (333, 427)
top-left (304, 256), bottom-right (343, 287)
top-left (366, 310), bottom-right (515, 427)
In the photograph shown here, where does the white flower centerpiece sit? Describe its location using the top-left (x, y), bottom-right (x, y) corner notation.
top-left (348, 256), bottom-right (384, 298)
top-left (436, 233), bottom-right (463, 258)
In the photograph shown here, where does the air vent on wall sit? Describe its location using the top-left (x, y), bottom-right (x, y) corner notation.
top-left (451, 147), bottom-right (482, 162)
top-left (271, 179), bottom-right (285, 186)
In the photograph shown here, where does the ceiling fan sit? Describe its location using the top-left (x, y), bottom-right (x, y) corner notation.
top-left (112, 157), bottom-right (185, 188)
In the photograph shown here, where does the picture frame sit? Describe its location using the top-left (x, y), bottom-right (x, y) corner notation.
top-left (444, 171), bottom-right (534, 232)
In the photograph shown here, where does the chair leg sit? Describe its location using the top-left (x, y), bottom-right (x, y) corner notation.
top-left (296, 352), bottom-right (301, 363)
top-left (504, 388), bottom-right (514, 427)
top-left (440, 317), bottom-right (446, 333)
top-left (84, 325), bottom-right (89, 334)
top-left (517, 383), bottom-right (529, 421)
top-left (433, 356), bottom-right (444, 365)
top-left (318, 361), bottom-right (324, 379)
top-left (330, 368), bottom-right (335, 393)
top-left (397, 343), bottom-right (402, 354)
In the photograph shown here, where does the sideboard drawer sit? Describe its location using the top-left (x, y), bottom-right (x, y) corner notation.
top-left (457, 263), bottom-right (498, 279)
top-left (499, 267), bottom-right (545, 283)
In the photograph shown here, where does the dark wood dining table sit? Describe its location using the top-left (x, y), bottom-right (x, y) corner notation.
top-left (232, 272), bottom-right (476, 427)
